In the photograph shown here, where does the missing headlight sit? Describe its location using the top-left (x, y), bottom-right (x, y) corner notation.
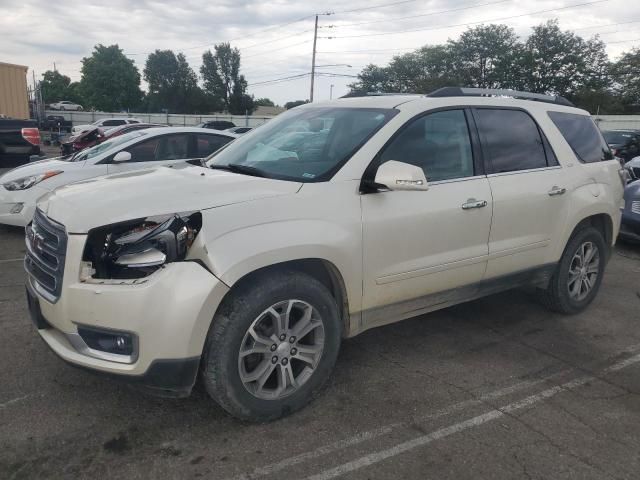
top-left (82, 212), bottom-right (202, 280)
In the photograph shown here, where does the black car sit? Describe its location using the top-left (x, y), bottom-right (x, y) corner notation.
top-left (198, 120), bottom-right (236, 130)
top-left (620, 180), bottom-right (640, 243)
top-left (602, 130), bottom-right (640, 163)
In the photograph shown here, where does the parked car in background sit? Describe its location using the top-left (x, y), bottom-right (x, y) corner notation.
top-left (41, 115), bottom-right (73, 133)
top-left (49, 101), bottom-right (83, 111)
top-left (60, 123), bottom-right (166, 156)
top-left (620, 179), bottom-right (640, 243)
top-left (602, 130), bottom-right (640, 163)
top-left (624, 156), bottom-right (640, 181)
top-left (226, 126), bottom-right (253, 134)
top-left (71, 118), bottom-right (141, 135)
top-left (0, 127), bottom-right (236, 226)
top-left (24, 88), bottom-right (624, 422)
top-left (198, 120), bottom-right (236, 130)
top-left (0, 118), bottom-right (41, 168)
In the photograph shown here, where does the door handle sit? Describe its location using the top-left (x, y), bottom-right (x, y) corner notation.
top-left (461, 199), bottom-right (488, 210)
top-left (548, 186), bottom-right (566, 196)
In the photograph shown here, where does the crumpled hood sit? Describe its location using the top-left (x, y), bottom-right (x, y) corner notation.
top-left (0, 158), bottom-right (78, 182)
top-left (38, 165), bottom-right (302, 233)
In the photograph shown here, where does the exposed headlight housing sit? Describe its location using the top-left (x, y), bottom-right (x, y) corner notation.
top-left (3, 171), bottom-right (63, 191)
top-left (82, 212), bottom-right (202, 280)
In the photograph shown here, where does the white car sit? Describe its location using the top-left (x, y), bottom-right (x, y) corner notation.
top-left (24, 88), bottom-right (624, 422)
top-left (0, 127), bottom-right (236, 226)
top-left (49, 101), bottom-right (83, 111)
top-left (71, 118), bottom-right (142, 135)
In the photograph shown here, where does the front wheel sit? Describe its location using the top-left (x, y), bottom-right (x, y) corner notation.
top-left (538, 226), bottom-right (607, 314)
top-left (202, 270), bottom-right (342, 422)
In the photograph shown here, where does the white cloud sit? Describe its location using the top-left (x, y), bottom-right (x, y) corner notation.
top-left (0, 0), bottom-right (638, 105)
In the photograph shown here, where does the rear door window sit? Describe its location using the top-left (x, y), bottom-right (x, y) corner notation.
top-left (548, 112), bottom-right (613, 163)
top-left (474, 109), bottom-right (548, 173)
top-left (196, 134), bottom-right (233, 157)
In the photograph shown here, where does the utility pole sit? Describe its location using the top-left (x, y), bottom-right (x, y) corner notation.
top-left (309, 15), bottom-right (319, 103)
top-left (330, 84), bottom-right (334, 100)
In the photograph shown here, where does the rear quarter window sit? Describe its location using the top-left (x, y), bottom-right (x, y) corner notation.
top-left (547, 112), bottom-right (613, 163)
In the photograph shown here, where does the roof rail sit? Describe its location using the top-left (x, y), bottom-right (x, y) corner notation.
top-left (427, 87), bottom-right (575, 107)
top-left (340, 92), bottom-right (421, 98)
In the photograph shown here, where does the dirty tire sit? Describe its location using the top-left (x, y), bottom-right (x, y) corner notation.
top-left (202, 270), bottom-right (341, 422)
top-left (538, 226), bottom-right (607, 314)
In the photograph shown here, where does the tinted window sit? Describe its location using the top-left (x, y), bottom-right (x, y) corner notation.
top-left (196, 134), bottom-right (232, 157)
top-left (475, 109), bottom-right (547, 173)
top-left (379, 109), bottom-right (474, 182)
top-left (128, 120), bottom-right (140, 124)
top-left (207, 107), bottom-right (396, 182)
top-left (126, 137), bottom-right (161, 162)
top-left (548, 112), bottom-right (613, 163)
top-left (156, 134), bottom-right (189, 160)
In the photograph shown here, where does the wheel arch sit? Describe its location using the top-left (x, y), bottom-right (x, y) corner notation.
top-left (217, 258), bottom-right (353, 338)
top-left (563, 212), bottom-right (614, 261)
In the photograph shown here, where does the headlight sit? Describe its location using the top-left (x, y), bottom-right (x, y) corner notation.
top-left (82, 212), bottom-right (202, 280)
top-left (3, 171), bottom-right (63, 191)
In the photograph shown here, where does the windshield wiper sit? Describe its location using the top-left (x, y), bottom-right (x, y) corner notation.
top-left (210, 163), bottom-right (267, 178)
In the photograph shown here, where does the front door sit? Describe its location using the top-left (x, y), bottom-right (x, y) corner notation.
top-left (361, 109), bottom-right (493, 328)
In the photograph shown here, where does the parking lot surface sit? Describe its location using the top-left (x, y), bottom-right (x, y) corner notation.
top-left (1, 222), bottom-right (640, 480)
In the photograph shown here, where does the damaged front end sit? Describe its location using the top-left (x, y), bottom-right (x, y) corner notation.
top-left (81, 212), bottom-right (202, 280)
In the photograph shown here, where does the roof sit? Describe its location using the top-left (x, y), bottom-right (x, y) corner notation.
top-left (0, 61), bottom-right (28, 71)
top-left (141, 126), bottom-right (238, 137)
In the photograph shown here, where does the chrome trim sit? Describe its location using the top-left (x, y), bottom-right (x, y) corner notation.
top-left (461, 199), bottom-right (488, 209)
top-left (428, 175), bottom-right (486, 186)
top-left (548, 186), bottom-right (567, 196)
top-left (65, 332), bottom-right (138, 364)
top-left (486, 166), bottom-right (562, 178)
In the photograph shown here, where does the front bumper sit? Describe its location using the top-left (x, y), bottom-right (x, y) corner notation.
top-left (0, 184), bottom-right (49, 227)
top-left (27, 233), bottom-right (229, 396)
top-left (620, 210), bottom-right (640, 242)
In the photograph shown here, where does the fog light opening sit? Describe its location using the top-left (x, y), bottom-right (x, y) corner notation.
top-left (10, 203), bottom-right (24, 214)
top-left (77, 326), bottom-right (135, 356)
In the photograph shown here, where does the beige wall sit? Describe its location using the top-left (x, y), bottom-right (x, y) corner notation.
top-left (0, 62), bottom-right (29, 119)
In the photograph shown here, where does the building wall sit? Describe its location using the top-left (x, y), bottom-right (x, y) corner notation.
top-left (0, 62), bottom-right (29, 119)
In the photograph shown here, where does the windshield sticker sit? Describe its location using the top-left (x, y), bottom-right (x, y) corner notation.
top-left (302, 173), bottom-right (316, 178)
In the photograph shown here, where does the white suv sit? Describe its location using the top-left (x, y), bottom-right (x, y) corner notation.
top-left (25, 88), bottom-right (624, 421)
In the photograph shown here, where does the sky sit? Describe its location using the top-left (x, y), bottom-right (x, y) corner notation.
top-left (1, 0), bottom-right (639, 106)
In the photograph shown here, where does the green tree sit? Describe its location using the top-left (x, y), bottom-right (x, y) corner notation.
top-left (254, 98), bottom-right (276, 107)
top-left (40, 70), bottom-right (74, 104)
top-left (449, 24), bottom-right (522, 89)
top-left (79, 44), bottom-right (142, 111)
top-left (610, 48), bottom-right (640, 113)
top-left (519, 20), bottom-right (609, 96)
top-left (200, 43), bottom-right (251, 112)
top-left (144, 50), bottom-right (212, 113)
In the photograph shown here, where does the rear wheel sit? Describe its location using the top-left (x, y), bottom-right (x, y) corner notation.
top-left (538, 226), bottom-right (607, 314)
top-left (202, 270), bottom-right (341, 422)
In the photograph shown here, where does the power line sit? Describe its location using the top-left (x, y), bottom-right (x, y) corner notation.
top-left (573, 19), bottom-right (640, 30)
top-left (332, 0), bottom-right (421, 15)
top-left (248, 73), bottom-right (310, 86)
top-left (323, 0), bottom-right (610, 39)
top-left (332, 0), bottom-right (511, 28)
top-left (607, 37), bottom-right (640, 44)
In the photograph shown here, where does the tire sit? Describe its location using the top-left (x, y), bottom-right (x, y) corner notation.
top-left (538, 226), bottom-right (607, 314)
top-left (60, 106), bottom-right (65, 111)
top-left (202, 270), bottom-right (342, 422)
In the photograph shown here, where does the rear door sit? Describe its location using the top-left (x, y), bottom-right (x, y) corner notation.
top-left (474, 108), bottom-right (570, 279)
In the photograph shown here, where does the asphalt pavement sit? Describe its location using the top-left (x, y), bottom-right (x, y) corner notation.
top-left (1, 222), bottom-right (640, 480)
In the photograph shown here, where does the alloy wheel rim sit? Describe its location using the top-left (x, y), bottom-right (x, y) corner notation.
top-left (567, 241), bottom-right (600, 301)
top-left (238, 299), bottom-right (325, 400)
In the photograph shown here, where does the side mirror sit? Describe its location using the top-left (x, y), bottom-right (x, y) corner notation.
top-left (374, 160), bottom-right (429, 191)
top-left (112, 151), bottom-right (132, 163)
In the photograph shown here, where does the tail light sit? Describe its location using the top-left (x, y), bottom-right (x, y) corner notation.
top-left (21, 128), bottom-right (40, 146)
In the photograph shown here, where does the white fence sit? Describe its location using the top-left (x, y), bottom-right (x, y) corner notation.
top-left (46, 110), bottom-right (640, 131)
top-left (45, 110), bottom-right (275, 128)
top-left (594, 115), bottom-right (640, 130)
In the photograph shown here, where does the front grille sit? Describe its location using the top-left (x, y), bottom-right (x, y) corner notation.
top-left (24, 209), bottom-right (67, 303)
top-left (632, 201), bottom-right (640, 215)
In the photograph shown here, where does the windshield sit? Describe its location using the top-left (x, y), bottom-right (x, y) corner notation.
top-left (206, 107), bottom-right (396, 181)
top-left (603, 131), bottom-right (633, 145)
top-left (68, 131), bottom-right (148, 162)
